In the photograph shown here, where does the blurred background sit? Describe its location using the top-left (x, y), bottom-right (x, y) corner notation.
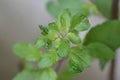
top-left (0, 0), bottom-right (120, 80)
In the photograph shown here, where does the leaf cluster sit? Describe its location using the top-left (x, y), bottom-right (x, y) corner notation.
top-left (12, 10), bottom-right (92, 80)
top-left (12, 0), bottom-right (119, 79)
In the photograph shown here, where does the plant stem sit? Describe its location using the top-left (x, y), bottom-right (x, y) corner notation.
top-left (55, 59), bottom-right (64, 73)
top-left (110, 0), bottom-right (119, 80)
top-left (111, 0), bottom-right (119, 19)
top-left (19, 60), bottom-right (24, 71)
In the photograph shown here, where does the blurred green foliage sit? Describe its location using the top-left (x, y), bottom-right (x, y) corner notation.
top-left (92, 0), bottom-right (112, 18)
top-left (47, 0), bottom-right (98, 18)
top-left (84, 20), bottom-right (120, 50)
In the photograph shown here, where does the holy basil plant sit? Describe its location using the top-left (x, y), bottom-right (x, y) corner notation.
top-left (12, 9), bottom-right (115, 80)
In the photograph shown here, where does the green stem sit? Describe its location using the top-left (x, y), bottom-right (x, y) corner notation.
top-left (55, 59), bottom-right (64, 73)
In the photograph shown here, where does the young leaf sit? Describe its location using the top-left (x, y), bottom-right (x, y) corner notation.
top-left (84, 20), bottom-right (120, 50)
top-left (47, 22), bottom-right (59, 40)
top-left (13, 68), bottom-right (57, 80)
top-left (54, 38), bottom-right (61, 48)
top-left (68, 47), bottom-right (91, 73)
top-left (38, 49), bottom-right (59, 69)
top-left (13, 43), bottom-right (41, 61)
top-left (13, 69), bottom-right (44, 80)
top-left (47, 30), bottom-right (58, 40)
top-left (57, 39), bottom-right (70, 58)
top-left (13, 70), bottom-right (35, 80)
top-left (39, 25), bottom-right (49, 35)
top-left (35, 36), bottom-right (53, 49)
top-left (86, 42), bottom-right (115, 60)
top-left (57, 69), bottom-right (78, 80)
top-left (44, 38), bottom-right (52, 49)
top-left (48, 22), bottom-right (58, 31)
top-left (56, 9), bottom-right (71, 33)
top-left (38, 68), bottom-right (57, 80)
top-left (34, 36), bottom-right (45, 49)
top-left (71, 14), bottom-right (90, 31)
top-left (67, 32), bottom-right (81, 44)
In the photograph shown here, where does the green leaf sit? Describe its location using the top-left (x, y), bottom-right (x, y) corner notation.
top-left (56, 9), bottom-right (71, 33)
top-left (82, 2), bottom-right (99, 15)
top-left (57, 39), bottom-right (70, 58)
top-left (84, 20), bottom-right (120, 50)
top-left (67, 32), bottom-right (81, 44)
top-left (34, 36), bottom-right (45, 48)
top-left (48, 22), bottom-right (58, 31)
top-left (86, 42), bottom-right (115, 60)
top-left (35, 36), bottom-right (53, 49)
top-left (86, 42), bottom-right (115, 70)
top-left (99, 59), bottom-right (108, 70)
top-left (44, 38), bottom-right (52, 49)
top-left (47, 1), bottom-right (61, 18)
top-left (38, 49), bottom-right (59, 69)
top-left (47, 30), bottom-right (58, 40)
top-left (68, 47), bottom-right (91, 73)
top-left (13, 43), bottom-right (41, 61)
top-left (54, 38), bottom-right (61, 48)
top-left (13, 70), bottom-right (36, 80)
top-left (13, 68), bottom-right (57, 80)
top-left (92, 0), bottom-right (112, 18)
top-left (47, 0), bottom-right (98, 18)
top-left (47, 22), bottom-right (59, 40)
top-left (57, 69), bottom-right (78, 80)
top-left (39, 25), bottom-right (49, 35)
top-left (38, 68), bottom-right (57, 80)
top-left (71, 14), bottom-right (90, 31)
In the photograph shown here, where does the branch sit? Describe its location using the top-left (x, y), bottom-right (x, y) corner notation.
top-left (111, 0), bottom-right (119, 19)
top-left (110, 0), bottom-right (119, 80)
top-left (55, 59), bottom-right (64, 73)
